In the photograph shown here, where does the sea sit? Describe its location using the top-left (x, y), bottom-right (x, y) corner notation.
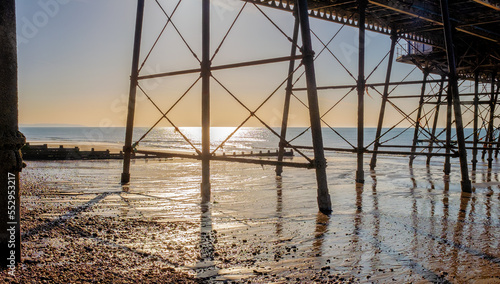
top-left (18, 126), bottom-right (500, 282)
top-left (20, 126), bottom-right (477, 156)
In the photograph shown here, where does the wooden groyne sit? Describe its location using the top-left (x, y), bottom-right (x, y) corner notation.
top-left (21, 143), bottom-right (292, 161)
top-left (21, 143), bottom-right (126, 160)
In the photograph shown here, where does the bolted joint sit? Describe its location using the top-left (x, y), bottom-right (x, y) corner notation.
top-left (123, 145), bottom-right (133, 153)
top-left (313, 158), bottom-right (327, 169)
top-left (200, 60), bottom-right (212, 77)
top-left (356, 79), bottom-right (366, 92)
top-left (390, 29), bottom-right (398, 41)
top-left (200, 70), bottom-right (212, 77)
top-left (278, 141), bottom-right (288, 148)
top-left (300, 49), bottom-right (315, 60)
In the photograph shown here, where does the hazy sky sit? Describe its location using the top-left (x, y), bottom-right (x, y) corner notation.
top-left (16, 0), bottom-right (442, 128)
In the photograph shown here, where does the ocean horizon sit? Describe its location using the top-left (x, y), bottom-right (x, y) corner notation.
top-left (20, 126), bottom-right (480, 159)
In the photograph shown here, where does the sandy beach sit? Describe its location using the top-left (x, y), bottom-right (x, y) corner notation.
top-left (1, 150), bottom-right (499, 283)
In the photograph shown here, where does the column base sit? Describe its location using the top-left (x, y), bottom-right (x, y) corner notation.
top-left (409, 157), bottom-right (415, 167)
top-left (461, 180), bottom-right (472, 193)
top-left (443, 162), bottom-right (451, 175)
top-left (369, 157), bottom-right (377, 170)
top-left (355, 170), bottom-right (365, 184)
top-left (121, 173), bottom-right (130, 184)
top-left (317, 194), bottom-right (332, 214)
top-left (201, 182), bottom-right (211, 203)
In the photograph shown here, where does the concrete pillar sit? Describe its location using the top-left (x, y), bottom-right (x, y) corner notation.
top-left (0, 0), bottom-right (25, 269)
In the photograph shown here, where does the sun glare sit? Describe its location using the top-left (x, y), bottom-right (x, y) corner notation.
top-left (176, 127), bottom-right (249, 144)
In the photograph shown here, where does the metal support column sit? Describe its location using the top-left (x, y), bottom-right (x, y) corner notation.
top-left (121, 0), bottom-right (145, 184)
top-left (486, 73), bottom-right (497, 169)
top-left (296, 0), bottom-right (332, 213)
top-left (201, 0), bottom-right (211, 202)
top-left (440, 0), bottom-right (472, 192)
top-left (0, 0), bottom-right (24, 268)
top-left (427, 76), bottom-right (446, 165)
top-left (356, 0), bottom-right (367, 184)
top-left (444, 82), bottom-right (452, 175)
top-left (472, 71), bottom-right (479, 171)
top-left (370, 32), bottom-right (397, 170)
top-left (496, 80), bottom-right (500, 159)
top-left (409, 69), bottom-right (429, 166)
top-left (276, 10), bottom-right (300, 177)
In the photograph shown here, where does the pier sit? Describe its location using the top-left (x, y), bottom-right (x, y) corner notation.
top-left (1, 0), bottom-right (499, 278)
top-left (120, 0), bottom-right (500, 212)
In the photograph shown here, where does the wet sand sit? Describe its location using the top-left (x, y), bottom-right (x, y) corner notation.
top-left (1, 152), bottom-right (499, 283)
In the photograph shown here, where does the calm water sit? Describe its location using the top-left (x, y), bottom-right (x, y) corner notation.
top-left (20, 126), bottom-right (479, 156)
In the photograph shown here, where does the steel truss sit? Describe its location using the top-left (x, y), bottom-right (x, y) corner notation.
top-left (121, 0), bottom-right (499, 212)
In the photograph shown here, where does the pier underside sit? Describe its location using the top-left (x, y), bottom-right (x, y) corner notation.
top-left (121, 0), bottom-right (500, 212)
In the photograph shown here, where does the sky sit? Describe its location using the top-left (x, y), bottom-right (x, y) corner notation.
top-left (15, 0), bottom-right (454, 128)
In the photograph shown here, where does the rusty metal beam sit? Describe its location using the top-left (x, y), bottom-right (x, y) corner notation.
top-left (472, 71), bottom-right (479, 171)
top-left (276, 10), bottom-right (300, 177)
top-left (369, 0), bottom-right (499, 43)
top-left (409, 70), bottom-right (429, 166)
top-left (370, 32), bottom-right (397, 170)
top-left (356, 0), bottom-right (367, 184)
top-left (293, 79), bottom-right (445, 91)
top-left (471, 0), bottom-right (500, 11)
top-left (201, 0), bottom-right (211, 202)
top-left (427, 76), bottom-right (446, 165)
top-left (138, 55), bottom-right (303, 80)
top-left (122, 0), bottom-right (145, 184)
top-left (290, 145), bottom-right (457, 157)
top-left (297, 0), bottom-right (332, 213)
top-left (440, 0), bottom-right (472, 192)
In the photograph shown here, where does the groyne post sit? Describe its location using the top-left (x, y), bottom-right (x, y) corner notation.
top-left (0, 0), bottom-right (24, 268)
top-left (121, 0), bottom-right (145, 184)
top-left (296, 0), bottom-right (332, 213)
